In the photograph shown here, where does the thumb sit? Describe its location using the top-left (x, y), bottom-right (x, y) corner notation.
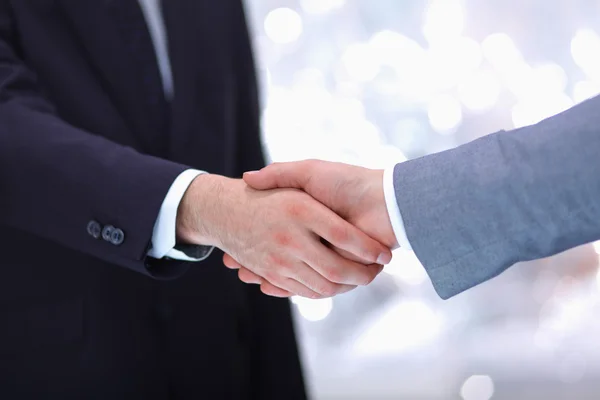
top-left (243, 161), bottom-right (312, 191)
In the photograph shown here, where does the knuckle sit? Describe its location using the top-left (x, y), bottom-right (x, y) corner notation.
top-left (284, 201), bottom-right (307, 220)
top-left (360, 268), bottom-right (378, 285)
top-left (268, 162), bottom-right (281, 171)
top-left (314, 281), bottom-right (339, 297)
top-left (271, 231), bottom-right (300, 250)
top-left (273, 231), bottom-right (292, 247)
top-left (322, 266), bottom-right (345, 284)
top-left (303, 159), bottom-right (319, 169)
top-left (263, 271), bottom-right (280, 284)
top-left (271, 163), bottom-right (287, 178)
top-left (264, 283), bottom-right (283, 297)
top-left (297, 289), bottom-right (314, 298)
top-left (320, 284), bottom-right (339, 298)
top-left (357, 238), bottom-right (379, 259)
top-left (329, 224), bottom-right (350, 244)
top-left (267, 253), bottom-right (289, 268)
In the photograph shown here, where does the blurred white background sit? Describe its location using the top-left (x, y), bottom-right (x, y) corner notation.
top-left (244, 0), bottom-right (600, 398)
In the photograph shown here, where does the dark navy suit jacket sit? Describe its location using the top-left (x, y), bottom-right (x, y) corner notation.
top-left (0, 1), bottom-right (306, 399)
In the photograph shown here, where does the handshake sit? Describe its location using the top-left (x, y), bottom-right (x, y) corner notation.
top-left (175, 97), bottom-right (600, 301)
top-left (176, 159), bottom-right (398, 299)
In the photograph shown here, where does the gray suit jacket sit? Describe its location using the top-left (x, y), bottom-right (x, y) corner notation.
top-left (393, 95), bottom-right (600, 299)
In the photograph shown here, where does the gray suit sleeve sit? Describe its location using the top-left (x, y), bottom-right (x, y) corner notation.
top-left (393, 95), bottom-right (600, 299)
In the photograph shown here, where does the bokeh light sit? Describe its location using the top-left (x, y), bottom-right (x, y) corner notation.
top-left (427, 94), bottom-right (463, 133)
top-left (292, 297), bottom-right (333, 322)
top-left (458, 70), bottom-right (501, 112)
top-left (248, 1), bottom-right (600, 398)
top-left (264, 8), bottom-right (303, 44)
top-left (460, 375), bottom-right (495, 400)
top-left (299, 0), bottom-right (345, 15)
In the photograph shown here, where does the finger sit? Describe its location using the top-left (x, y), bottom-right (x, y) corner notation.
top-left (329, 245), bottom-right (368, 263)
top-left (246, 163), bottom-right (392, 265)
top-left (223, 253), bottom-right (242, 269)
top-left (260, 281), bottom-right (294, 298)
top-left (311, 206), bottom-right (392, 265)
top-left (236, 267), bottom-right (293, 297)
top-left (262, 259), bottom-right (352, 298)
top-left (237, 266), bottom-right (304, 299)
top-left (238, 268), bottom-right (263, 284)
top-left (332, 247), bottom-right (386, 279)
top-left (301, 237), bottom-right (384, 287)
top-left (281, 260), bottom-right (357, 298)
top-left (276, 278), bottom-right (323, 299)
top-left (229, 250), bottom-right (347, 298)
top-left (367, 263), bottom-right (385, 278)
top-left (243, 160), bottom-right (316, 191)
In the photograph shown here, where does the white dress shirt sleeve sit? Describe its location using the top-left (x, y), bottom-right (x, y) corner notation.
top-left (383, 165), bottom-right (413, 251)
top-left (148, 169), bottom-right (210, 261)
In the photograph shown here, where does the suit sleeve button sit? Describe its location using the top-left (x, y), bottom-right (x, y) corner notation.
top-left (87, 221), bottom-right (102, 239)
top-left (102, 225), bottom-right (115, 242)
top-left (110, 228), bottom-right (125, 246)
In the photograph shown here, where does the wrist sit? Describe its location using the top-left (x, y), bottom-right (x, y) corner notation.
top-left (176, 173), bottom-right (228, 247)
top-left (381, 166), bottom-right (403, 250)
top-left (369, 169), bottom-right (398, 249)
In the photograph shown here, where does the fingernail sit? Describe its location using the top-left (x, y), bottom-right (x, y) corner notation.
top-left (244, 171), bottom-right (259, 176)
top-left (377, 252), bottom-right (392, 265)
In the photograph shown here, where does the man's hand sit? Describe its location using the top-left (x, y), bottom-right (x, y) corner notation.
top-left (176, 174), bottom-right (392, 299)
top-left (223, 159), bottom-right (397, 297)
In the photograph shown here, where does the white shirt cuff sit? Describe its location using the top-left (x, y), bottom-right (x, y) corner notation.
top-left (383, 165), bottom-right (412, 251)
top-left (148, 169), bottom-right (205, 260)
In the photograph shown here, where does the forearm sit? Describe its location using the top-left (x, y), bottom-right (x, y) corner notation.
top-left (0, 102), bottom-right (190, 276)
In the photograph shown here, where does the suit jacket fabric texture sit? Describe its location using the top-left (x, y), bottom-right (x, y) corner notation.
top-left (393, 94), bottom-right (600, 300)
top-left (0, 1), bottom-right (306, 399)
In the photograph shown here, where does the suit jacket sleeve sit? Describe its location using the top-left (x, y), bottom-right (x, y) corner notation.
top-left (393, 95), bottom-right (600, 299)
top-left (0, 4), bottom-right (191, 279)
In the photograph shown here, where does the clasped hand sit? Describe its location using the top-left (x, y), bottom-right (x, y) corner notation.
top-left (218, 160), bottom-right (398, 299)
